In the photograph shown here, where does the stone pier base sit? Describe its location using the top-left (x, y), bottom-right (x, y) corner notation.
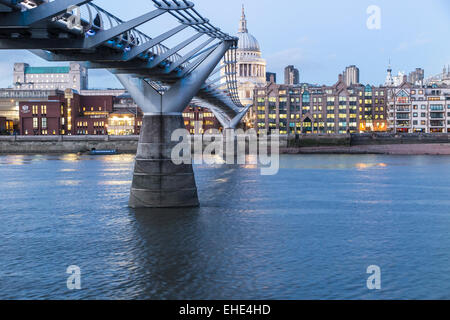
top-left (129, 115), bottom-right (199, 208)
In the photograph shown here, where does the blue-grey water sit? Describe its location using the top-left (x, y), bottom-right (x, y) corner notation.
top-left (1, 154), bottom-right (450, 300)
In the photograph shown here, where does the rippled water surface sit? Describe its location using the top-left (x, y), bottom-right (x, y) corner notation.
top-left (1, 154), bottom-right (450, 300)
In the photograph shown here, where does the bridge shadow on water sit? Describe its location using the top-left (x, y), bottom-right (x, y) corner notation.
top-left (124, 163), bottom-right (260, 299)
top-left (127, 206), bottom-right (229, 300)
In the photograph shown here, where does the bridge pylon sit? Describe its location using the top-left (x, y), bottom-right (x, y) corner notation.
top-left (117, 41), bottom-right (233, 208)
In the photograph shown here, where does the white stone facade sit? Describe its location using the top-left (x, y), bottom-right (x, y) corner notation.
top-left (13, 62), bottom-right (88, 92)
top-left (387, 83), bottom-right (450, 133)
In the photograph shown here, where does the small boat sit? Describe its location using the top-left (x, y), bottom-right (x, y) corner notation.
top-left (89, 149), bottom-right (118, 155)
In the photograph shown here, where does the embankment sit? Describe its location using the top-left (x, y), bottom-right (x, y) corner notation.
top-left (1, 133), bottom-right (450, 155)
top-left (0, 136), bottom-right (139, 154)
top-left (282, 133), bottom-right (450, 155)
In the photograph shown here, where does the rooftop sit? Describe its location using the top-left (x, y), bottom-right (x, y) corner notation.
top-left (24, 67), bottom-right (70, 74)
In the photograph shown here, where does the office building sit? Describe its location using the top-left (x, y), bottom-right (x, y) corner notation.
top-left (343, 65), bottom-right (360, 87)
top-left (253, 74), bottom-right (388, 135)
top-left (284, 65), bottom-right (300, 85)
top-left (387, 81), bottom-right (450, 133)
top-left (266, 72), bottom-right (277, 83)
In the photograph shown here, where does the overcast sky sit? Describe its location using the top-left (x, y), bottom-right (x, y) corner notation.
top-left (0, 0), bottom-right (448, 89)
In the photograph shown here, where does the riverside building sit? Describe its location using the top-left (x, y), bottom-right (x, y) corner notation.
top-left (19, 89), bottom-right (113, 135)
top-left (253, 74), bottom-right (388, 135)
top-left (107, 94), bottom-right (143, 135)
top-left (0, 88), bottom-right (63, 132)
top-left (387, 81), bottom-right (450, 133)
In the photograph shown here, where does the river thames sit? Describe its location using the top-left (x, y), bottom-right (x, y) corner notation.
top-left (1, 154), bottom-right (450, 300)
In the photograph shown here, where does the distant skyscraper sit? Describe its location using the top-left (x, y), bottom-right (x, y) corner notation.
top-left (266, 72), bottom-right (277, 83)
top-left (408, 68), bottom-right (424, 85)
top-left (284, 65), bottom-right (299, 85)
top-left (343, 65), bottom-right (359, 86)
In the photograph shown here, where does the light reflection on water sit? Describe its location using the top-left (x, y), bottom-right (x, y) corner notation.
top-left (1, 154), bottom-right (450, 300)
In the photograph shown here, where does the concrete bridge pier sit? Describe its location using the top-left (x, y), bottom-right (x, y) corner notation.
top-left (130, 114), bottom-right (199, 208)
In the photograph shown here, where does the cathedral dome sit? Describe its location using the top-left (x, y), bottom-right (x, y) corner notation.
top-left (237, 32), bottom-right (260, 52)
top-left (237, 6), bottom-right (260, 53)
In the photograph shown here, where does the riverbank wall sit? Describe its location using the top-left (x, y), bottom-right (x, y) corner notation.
top-left (0, 135), bottom-right (139, 154)
top-left (1, 133), bottom-right (450, 155)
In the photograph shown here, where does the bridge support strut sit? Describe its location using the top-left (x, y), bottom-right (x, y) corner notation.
top-left (116, 41), bottom-right (233, 208)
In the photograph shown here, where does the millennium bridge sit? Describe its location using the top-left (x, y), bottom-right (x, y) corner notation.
top-left (0, 0), bottom-right (249, 208)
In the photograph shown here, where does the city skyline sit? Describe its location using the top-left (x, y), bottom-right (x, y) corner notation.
top-left (0, 0), bottom-right (448, 89)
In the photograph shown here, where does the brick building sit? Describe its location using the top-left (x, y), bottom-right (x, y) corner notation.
top-left (19, 89), bottom-right (113, 135)
top-left (0, 116), bottom-right (13, 134)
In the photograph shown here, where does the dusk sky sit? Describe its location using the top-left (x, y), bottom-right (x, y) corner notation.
top-left (0, 0), bottom-right (448, 88)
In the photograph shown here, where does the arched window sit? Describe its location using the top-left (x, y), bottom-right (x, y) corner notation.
top-left (302, 91), bottom-right (310, 103)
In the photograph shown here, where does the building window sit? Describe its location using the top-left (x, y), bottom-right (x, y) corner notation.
top-left (42, 118), bottom-right (47, 129)
top-left (33, 118), bottom-right (38, 129)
